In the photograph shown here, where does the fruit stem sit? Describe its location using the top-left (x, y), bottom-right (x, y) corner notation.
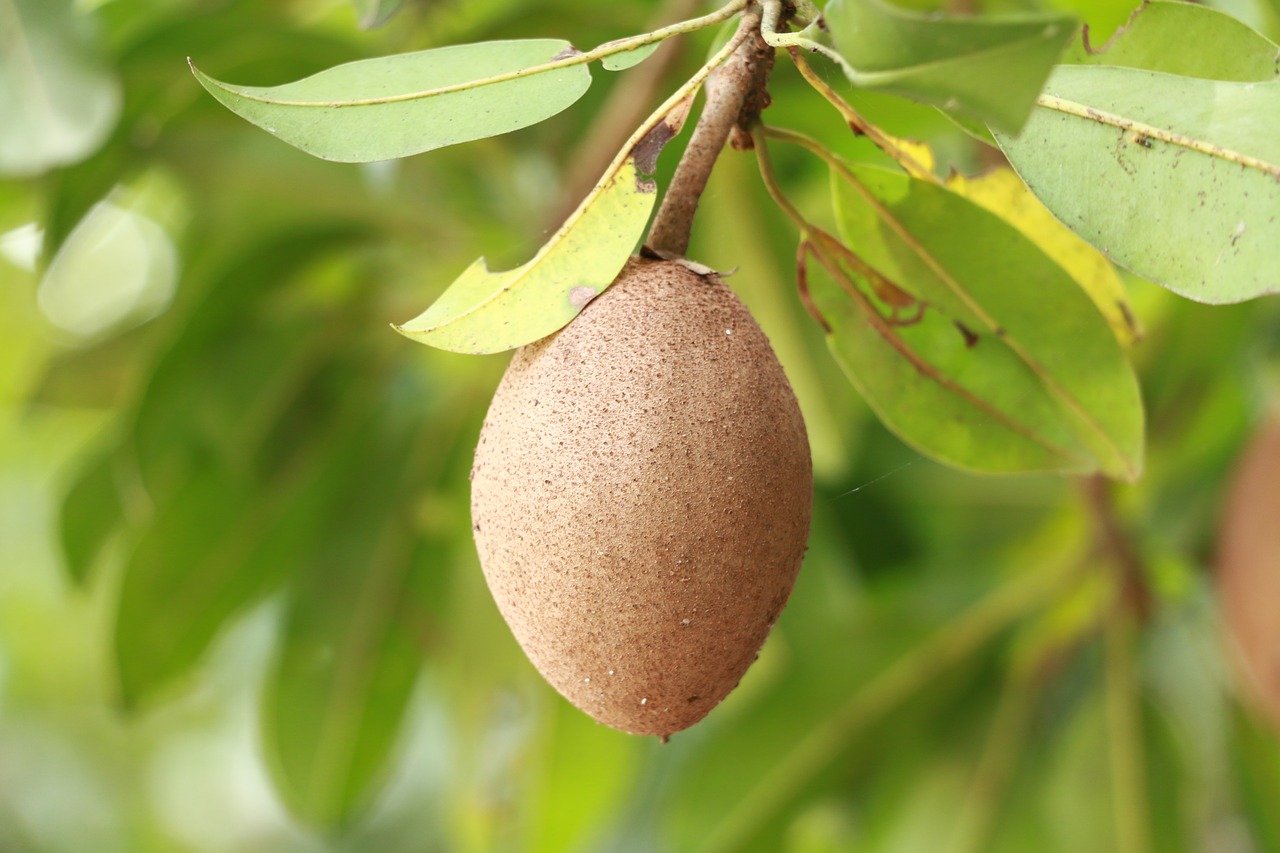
top-left (552, 0), bottom-right (705, 225)
top-left (645, 4), bottom-right (773, 258)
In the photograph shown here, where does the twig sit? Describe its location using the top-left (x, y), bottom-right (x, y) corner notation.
top-left (552, 0), bottom-right (703, 225)
top-left (948, 664), bottom-right (1040, 853)
top-left (1081, 476), bottom-right (1152, 621)
top-left (646, 6), bottom-right (772, 257)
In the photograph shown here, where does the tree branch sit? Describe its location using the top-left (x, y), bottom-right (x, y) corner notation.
top-left (550, 0), bottom-right (703, 227)
top-left (645, 5), bottom-right (772, 258)
top-left (1081, 476), bottom-right (1153, 621)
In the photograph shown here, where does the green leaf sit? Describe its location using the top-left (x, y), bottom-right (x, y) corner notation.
top-left (601, 41), bottom-right (660, 71)
top-left (130, 227), bottom-right (369, 497)
top-left (190, 40), bottom-right (592, 163)
top-left (59, 446), bottom-right (124, 585)
top-left (395, 100), bottom-right (690, 353)
top-left (818, 164), bottom-right (1143, 478)
top-left (114, 366), bottom-right (391, 707)
top-left (1066, 0), bottom-right (1280, 81)
top-left (823, 0), bottom-right (1075, 134)
top-left (113, 229), bottom-right (376, 704)
top-left (944, 166), bottom-right (1141, 347)
top-left (352, 0), bottom-right (405, 29)
top-left (262, 396), bottom-right (442, 827)
top-left (0, 0), bottom-right (121, 176)
top-left (996, 67), bottom-right (1280, 304)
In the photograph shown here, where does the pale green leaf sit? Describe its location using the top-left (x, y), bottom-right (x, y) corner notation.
top-left (0, 0), bottom-right (121, 176)
top-left (190, 40), bottom-right (592, 163)
top-left (823, 0), bottom-right (1075, 134)
top-left (821, 165), bottom-right (1143, 478)
top-left (395, 104), bottom-right (689, 353)
top-left (601, 41), bottom-right (661, 70)
top-left (996, 67), bottom-right (1280, 303)
top-left (1065, 0), bottom-right (1280, 81)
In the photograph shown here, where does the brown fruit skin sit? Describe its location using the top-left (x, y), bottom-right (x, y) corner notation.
top-left (470, 257), bottom-right (812, 737)
top-left (1217, 412), bottom-right (1280, 728)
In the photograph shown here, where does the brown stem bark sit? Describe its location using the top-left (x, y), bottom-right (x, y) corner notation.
top-left (1082, 475), bottom-right (1153, 621)
top-left (550, 0), bottom-right (703, 227)
top-left (645, 5), bottom-right (772, 258)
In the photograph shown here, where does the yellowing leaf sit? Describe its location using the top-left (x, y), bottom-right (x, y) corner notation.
top-left (825, 163), bottom-right (1145, 479)
top-left (395, 100), bottom-right (691, 354)
top-left (946, 167), bottom-right (1141, 346)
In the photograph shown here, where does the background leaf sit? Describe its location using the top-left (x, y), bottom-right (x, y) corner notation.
top-left (825, 164), bottom-right (1144, 478)
top-left (352, 0), bottom-right (406, 30)
top-left (262, 383), bottom-right (456, 827)
top-left (0, 0), bottom-right (121, 176)
top-left (1065, 0), bottom-right (1280, 80)
top-left (191, 40), bottom-right (592, 162)
top-left (997, 67), bottom-right (1280, 303)
top-left (57, 445), bottom-right (124, 586)
top-left (112, 228), bottom-right (380, 704)
top-left (823, 0), bottom-right (1075, 133)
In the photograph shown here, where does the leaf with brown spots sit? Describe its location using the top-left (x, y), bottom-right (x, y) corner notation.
top-left (817, 162), bottom-right (1144, 478)
top-left (394, 97), bottom-right (693, 354)
top-left (997, 68), bottom-right (1280, 303)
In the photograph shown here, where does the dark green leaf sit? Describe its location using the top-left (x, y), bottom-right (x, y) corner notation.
top-left (115, 463), bottom-right (261, 705)
top-left (112, 228), bottom-right (375, 704)
top-left (190, 40), bottom-right (592, 162)
top-left (997, 67), bottom-right (1280, 303)
top-left (59, 447), bottom-right (125, 585)
top-left (262, 392), bottom-right (446, 827)
top-left (130, 226), bottom-right (368, 497)
top-left (114, 380), bottom-right (385, 706)
top-left (823, 0), bottom-right (1075, 134)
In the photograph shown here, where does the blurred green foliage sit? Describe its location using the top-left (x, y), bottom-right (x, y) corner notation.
top-left (3, 0), bottom-right (1280, 851)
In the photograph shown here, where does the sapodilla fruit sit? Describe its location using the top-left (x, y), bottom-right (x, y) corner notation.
top-left (1217, 412), bottom-right (1280, 729)
top-left (470, 256), bottom-right (812, 737)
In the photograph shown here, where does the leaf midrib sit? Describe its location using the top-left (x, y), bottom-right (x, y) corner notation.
top-left (836, 166), bottom-right (1137, 479)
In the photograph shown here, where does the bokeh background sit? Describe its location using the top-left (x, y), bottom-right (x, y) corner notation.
top-left (3, 0), bottom-right (1280, 850)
